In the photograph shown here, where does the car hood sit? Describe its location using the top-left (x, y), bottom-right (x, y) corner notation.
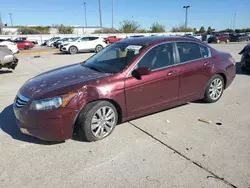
top-left (20, 63), bottom-right (107, 99)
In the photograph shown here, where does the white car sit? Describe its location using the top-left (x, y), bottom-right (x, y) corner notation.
top-left (47, 37), bottom-right (61, 47)
top-left (60, 36), bottom-right (107, 54)
top-left (58, 37), bottom-right (81, 49)
top-left (0, 41), bottom-right (19, 54)
top-left (193, 34), bottom-right (202, 40)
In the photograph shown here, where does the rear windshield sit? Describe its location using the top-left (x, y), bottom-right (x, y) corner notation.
top-left (83, 43), bottom-right (145, 74)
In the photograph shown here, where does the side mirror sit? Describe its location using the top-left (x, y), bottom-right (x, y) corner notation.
top-left (132, 67), bottom-right (151, 79)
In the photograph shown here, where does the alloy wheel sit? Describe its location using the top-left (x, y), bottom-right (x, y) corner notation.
top-left (209, 78), bottom-right (223, 100)
top-left (91, 106), bottom-right (116, 139)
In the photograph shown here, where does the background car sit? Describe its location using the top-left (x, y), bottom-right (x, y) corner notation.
top-left (53, 37), bottom-right (76, 48)
top-left (230, 33), bottom-right (250, 42)
top-left (0, 47), bottom-right (18, 70)
top-left (14, 40), bottom-right (34, 50)
top-left (14, 36), bottom-right (236, 142)
top-left (104, 36), bottom-right (123, 44)
top-left (46, 37), bottom-right (61, 47)
top-left (239, 43), bottom-right (250, 70)
top-left (60, 36), bottom-right (106, 54)
top-left (14, 37), bottom-right (38, 45)
top-left (208, 33), bottom-right (230, 43)
top-left (193, 34), bottom-right (202, 40)
top-left (0, 40), bottom-right (19, 54)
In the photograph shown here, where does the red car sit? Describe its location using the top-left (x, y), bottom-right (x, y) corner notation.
top-left (14, 40), bottom-right (34, 50)
top-left (14, 36), bottom-right (236, 142)
top-left (208, 34), bottom-right (230, 43)
top-left (104, 36), bottom-right (122, 44)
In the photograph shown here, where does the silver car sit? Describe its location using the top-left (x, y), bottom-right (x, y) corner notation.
top-left (0, 47), bottom-right (18, 70)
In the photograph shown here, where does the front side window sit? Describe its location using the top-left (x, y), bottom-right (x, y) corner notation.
top-left (137, 43), bottom-right (175, 70)
top-left (177, 42), bottom-right (202, 63)
top-left (84, 43), bottom-right (145, 73)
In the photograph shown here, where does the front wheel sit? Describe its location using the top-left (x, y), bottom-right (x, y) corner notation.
top-left (95, 45), bottom-right (103, 53)
top-left (76, 101), bottom-right (118, 142)
top-left (203, 75), bottom-right (224, 103)
top-left (69, 46), bottom-right (78, 54)
top-left (226, 39), bottom-right (229, 43)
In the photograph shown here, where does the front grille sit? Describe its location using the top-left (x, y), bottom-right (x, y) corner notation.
top-left (15, 92), bottom-right (30, 108)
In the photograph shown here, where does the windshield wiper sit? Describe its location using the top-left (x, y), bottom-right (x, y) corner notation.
top-left (83, 64), bottom-right (104, 73)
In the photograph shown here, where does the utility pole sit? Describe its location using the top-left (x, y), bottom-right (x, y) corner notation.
top-left (84, 2), bottom-right (87, 27)
top-left (233, 13), bottom-right (236, 30)
top-left (8, 13), bottom-right (13, 26)
top-left (112, 0), bottom-right (114, 29)
top-left (183, 6), bottom-right (190, 31)
top-left (98, 0), bottom-right (102, 29)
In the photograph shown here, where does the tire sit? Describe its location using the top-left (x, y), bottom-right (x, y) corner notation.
top-left (216, 39), bottom-right (220, 44)
top-left (69, 46), bottom-right (78, 54)
top-left (76, 101), bottom-right (118, 142)
top-left (226, 39), bottom-right (229, 43)
top-left (106, 40), bottom-right (110, 44)
top-left (24, 46), bottom-right (30, 50)
top-left (203, 74), bottom-right (224, 103)
top-left (95, 45), bottom-right (103, 53)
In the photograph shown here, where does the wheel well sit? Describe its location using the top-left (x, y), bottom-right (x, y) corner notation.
top-left (217, 73), bottom-right (227, 89)
top-left (75, 99), bottom-right (123, 126)
top-left (69, 45), bottom-right (78, 50)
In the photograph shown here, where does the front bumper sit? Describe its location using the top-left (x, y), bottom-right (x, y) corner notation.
top-left (60, 46), bottom-right (68, 52)
top-left (13, 103), bottom-right (79, 141)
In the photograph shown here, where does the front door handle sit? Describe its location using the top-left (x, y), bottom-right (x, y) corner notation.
top-left (204, 61), bottom-right (213, 67)
top-left (167, 70), bottom-right (177, 76)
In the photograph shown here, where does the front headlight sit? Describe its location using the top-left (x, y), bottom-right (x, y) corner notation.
top-left (30, 93), bottom-right (76, 110)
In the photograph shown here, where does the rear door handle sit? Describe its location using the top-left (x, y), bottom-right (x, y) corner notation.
top-left (167, 70), bottom-right (177, 76)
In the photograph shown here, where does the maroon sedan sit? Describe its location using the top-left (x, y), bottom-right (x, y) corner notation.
top-left (14, 36), bottom-right (236, 142)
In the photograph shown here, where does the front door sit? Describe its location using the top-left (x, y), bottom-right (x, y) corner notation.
top-left (125, 43), bottom-right (179, 118)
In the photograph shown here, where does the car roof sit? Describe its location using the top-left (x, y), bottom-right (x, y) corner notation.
top-left (119, 36), bottom-right (201, 46)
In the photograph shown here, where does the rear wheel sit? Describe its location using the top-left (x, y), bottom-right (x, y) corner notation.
top-left (216, 39), bottom-right (220, 44)
top-left (95, 45), bottom-right (103, 53)
top-left (76, 101), bottom-right (118, 142)
top-left (203, 74), bottom-right (224, 103)
top-left (69, 46), bottom-right (78, 54)
top-left (24, 46), bottom-right (30, 50)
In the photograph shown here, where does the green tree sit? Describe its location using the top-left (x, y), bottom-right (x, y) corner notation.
top-left (199, 26), bottom-right (205, 33)
top-left (207, 26), bottom-right (212, 34)
top-left (150, 22), bottom-right (165, 33)
top-left (171, 24), bottom-right (193, 32)
top-left (93, 27), bottom-right (119, 34)
top-left (56, 24), bottom-right (74, 34)
top-left (17, 27), bottom-right (42, 34)
top-left (120, 20), bottom-right (140, 33)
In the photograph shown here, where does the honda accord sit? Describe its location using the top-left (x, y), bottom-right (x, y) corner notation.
top-left (14, 36), bottom-right (236, 142)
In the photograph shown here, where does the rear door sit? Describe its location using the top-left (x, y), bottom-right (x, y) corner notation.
top-left (175, 42), bottom-right (213, 103)
top-left (88, 37), bottom-right (100, 50)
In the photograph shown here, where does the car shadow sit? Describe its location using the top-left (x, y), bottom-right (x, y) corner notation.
top-left (53, 52), bottom-right (94, 55)
top-left (236, 62), bottom-right (250, 75)
top-left (0, 70), bottom-right (12, 74)
top-left (0, 104), bottom-right (62, 145)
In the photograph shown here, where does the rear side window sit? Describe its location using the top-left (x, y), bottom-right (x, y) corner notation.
top-left (199, 45), bottom-right (210, 58)
top-left (176, 42), bottom-right (202, 63)
top-left (89, 37), bottom-right (99, 41)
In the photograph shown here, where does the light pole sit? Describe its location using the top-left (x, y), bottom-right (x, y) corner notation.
top-left (98, 0), bottom-right (102, 29)
top-left (233, 13), bottom-right (236, 30)
top-left (183, 6), bottom-right (190, 31)
top-left (8, 13), bottom-right (13, 26)
top-left (84, 2), bottom-right (87, 27)
top-left (112, 0), bottom-right (114, 29)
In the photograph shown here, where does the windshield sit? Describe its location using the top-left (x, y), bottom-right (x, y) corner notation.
top-left (83, 42), bottom-right (145, 74)
top-left (72, 37), bottom-right (81, 42)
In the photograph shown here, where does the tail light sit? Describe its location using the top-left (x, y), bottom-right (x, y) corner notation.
top-left (229, 57), bottom-right (236, 65)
